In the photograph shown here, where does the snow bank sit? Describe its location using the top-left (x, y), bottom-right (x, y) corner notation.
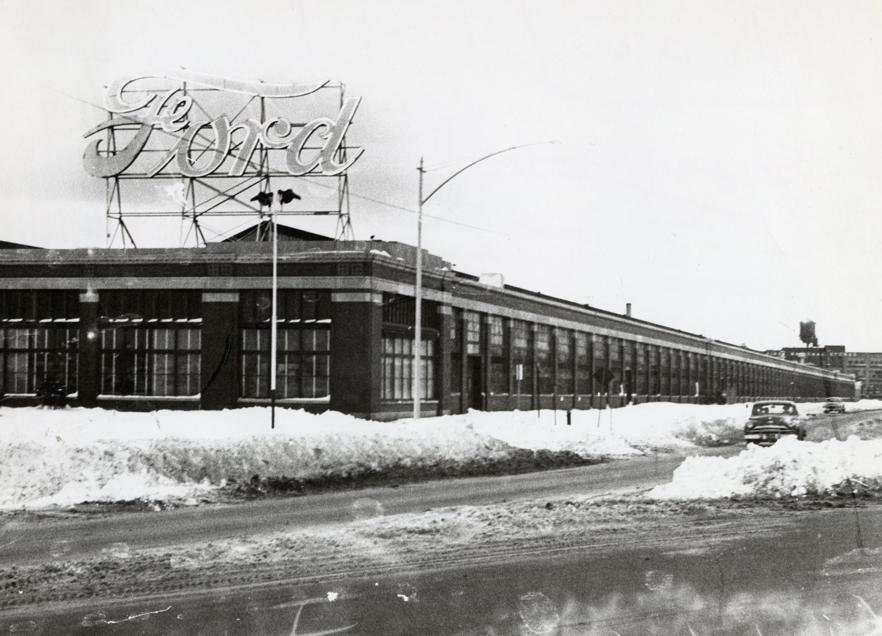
top-left (557, 401), bottom-right (748, 448)
top-left (0, 400), bottom-right (858, 509)
top-left (650, 436), bottom-right (882, 499)
top-left (0, 407), bottom-right (515, 509)
top-left (853, 398), bottom-right (882, 411)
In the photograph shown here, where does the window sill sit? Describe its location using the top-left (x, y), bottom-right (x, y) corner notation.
top-left (1, 393), bottom-right (78, 398)
top-left (238, 396), bottom-right (331, 404)
top-left (97, 394), bottom-right (201, 401)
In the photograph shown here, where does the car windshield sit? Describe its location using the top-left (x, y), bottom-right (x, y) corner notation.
top-left (752, 403), bottom-right (797, 416)
top-left (826, 397), bottom-right (843, 402)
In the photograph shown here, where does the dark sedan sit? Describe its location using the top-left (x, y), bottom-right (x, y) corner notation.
top-left (744, 400), bottom-right (806, 446)
top-left (822, 397), bottom-right (847, 414)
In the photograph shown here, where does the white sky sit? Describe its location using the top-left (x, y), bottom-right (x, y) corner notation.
top-left (1, 0), bottom-right (881, 351)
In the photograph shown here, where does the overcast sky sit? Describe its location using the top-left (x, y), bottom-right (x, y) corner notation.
top-left (1, 0), bottom-right (881, 352)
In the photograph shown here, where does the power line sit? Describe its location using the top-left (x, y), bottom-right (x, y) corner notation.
top-left (298, 177), bottom-right (505, 235)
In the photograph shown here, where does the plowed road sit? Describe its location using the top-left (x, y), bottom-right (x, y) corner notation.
top-left (0, 446), bottom-right (736, 568)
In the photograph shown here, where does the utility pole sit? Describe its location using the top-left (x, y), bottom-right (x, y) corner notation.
top-left (414, 158), bottom-right (425, 420)
top-left (270, 200), bottom-right (278, 429)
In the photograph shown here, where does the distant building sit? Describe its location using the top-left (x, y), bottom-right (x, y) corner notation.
top-left (763, 346), bottom-right (847, 373)
top-left (843, 353), bottom-right (882, 398)
top-left (764, 345), bottom-right (882, 398)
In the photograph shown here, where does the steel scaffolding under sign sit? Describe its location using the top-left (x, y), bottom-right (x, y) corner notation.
top-left (82, 73), bottom-right (364, 247)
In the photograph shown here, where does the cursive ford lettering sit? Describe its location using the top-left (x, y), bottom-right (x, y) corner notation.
top-left (83, 78), bottom-right (363, 178)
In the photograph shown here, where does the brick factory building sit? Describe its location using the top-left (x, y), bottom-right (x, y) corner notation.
top-left (0, 227), bottom-right (854, 418)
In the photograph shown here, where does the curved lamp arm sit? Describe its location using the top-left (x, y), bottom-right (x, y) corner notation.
top-left (421, 141), bottom-right (556, 205)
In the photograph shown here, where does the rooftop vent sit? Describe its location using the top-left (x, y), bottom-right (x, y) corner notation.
top-left (478, 273), bottom-right (505, 288)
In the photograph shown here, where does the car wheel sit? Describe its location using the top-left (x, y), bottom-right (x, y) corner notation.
top-left (797, 428), bottom-right (806, 441)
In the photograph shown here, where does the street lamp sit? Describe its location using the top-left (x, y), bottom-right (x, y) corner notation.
top-left (251, 188), bottom-right (301, 429)
top-left (412, 142), bottom-right (554, 420)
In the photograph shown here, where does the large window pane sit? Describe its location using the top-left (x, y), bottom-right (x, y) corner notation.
top-left (381, 335), bottom-right (436, 400)
top-left (575, 333), bottom-right (590, 394)
top-left (609, 337), bottom-right (621, 392)
top-left (101, 326), bottom-right (200, 396)
top-left (511, 321), bottom-right (533, 393)
top-left (636, 344), bottom-right (648, 395)
top-left (556, 329), bottom-right (574, 394)
top-left (660, 348), bottom-right (671, 395)
top-left (671, 350), bottom-right (681, 396)
top-left (650, 347), bottom-right (660, 394)
top-left (464, 312), bottom-right (481, 356)
top-left (1, 326), bottom-right (78, 395)
top-left (488, 316), bottom-right (508, 394)
top-left (593, 335), bottom-right (607, 394)
top-left (536, 325), bottom-right (553, 394)
top-left (239, 326), bottom-right (330, 399)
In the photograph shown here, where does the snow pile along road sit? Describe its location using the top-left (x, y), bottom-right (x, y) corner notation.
top-left (0, 407), bottom-right (522, 509)
top-left (568, 401), bottom-right (748, 448)
top-left (650, 436), bottom-right (882, 499)
top-left (0, 400), bottom-right (860, 509)
top-left (436, 403), bottom-right (747, 455)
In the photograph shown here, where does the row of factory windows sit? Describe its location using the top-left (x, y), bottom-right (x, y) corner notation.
top-left (0, 324), bottom-right (332, 400)
top-left (0, 289), bottom-right (334, 400)
top-left (0, 326), bottom-right (433, 402)
top-left (0, 291), bottom-right (850, 401)
top-left (446, 310), bottom-right (843, 398)
top-left (1, 321), bottom-right (822, 401)
top-left (374, 299), bottom-right (848, 402)
top-left (0, 290), bottom-right (430, 401)
top-left (0, 290), bottom-right (366, 401)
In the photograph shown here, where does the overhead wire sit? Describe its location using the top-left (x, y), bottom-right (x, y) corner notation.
top-left (297, 176), bottom-right (506, 235)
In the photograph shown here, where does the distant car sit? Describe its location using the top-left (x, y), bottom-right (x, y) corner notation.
top-left (744, 400), bottom-right (806, 446)
top-left (822, 397), bottom-right (847, 414)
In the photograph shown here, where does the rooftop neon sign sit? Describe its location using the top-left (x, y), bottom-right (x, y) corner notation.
top-left (83, 73), bottom-right (364, 179)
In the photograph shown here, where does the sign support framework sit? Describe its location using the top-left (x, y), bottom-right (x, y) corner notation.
top-left (84, 74), bottom-right (362, 247)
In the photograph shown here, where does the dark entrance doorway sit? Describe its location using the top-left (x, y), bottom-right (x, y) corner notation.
top-left (466, 356), bottom-right (483, 410)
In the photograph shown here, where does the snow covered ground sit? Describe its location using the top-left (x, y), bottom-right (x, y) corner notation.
top-left (1, 399), bottom-right (880, 509)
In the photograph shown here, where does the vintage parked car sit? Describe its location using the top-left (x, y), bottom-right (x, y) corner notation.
top-left (744, 400), bottom-right (806, 446)
top-left (822, 397), bottom-right (847, 414)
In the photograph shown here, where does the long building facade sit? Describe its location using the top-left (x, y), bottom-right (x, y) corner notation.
top-left (0, 236), bottom-right (854, 418)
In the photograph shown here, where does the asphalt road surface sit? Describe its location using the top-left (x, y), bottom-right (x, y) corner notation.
top-left (0, 446), bottom-right (736, 569)
top-left (4, 501), bottom-right (882, 634)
